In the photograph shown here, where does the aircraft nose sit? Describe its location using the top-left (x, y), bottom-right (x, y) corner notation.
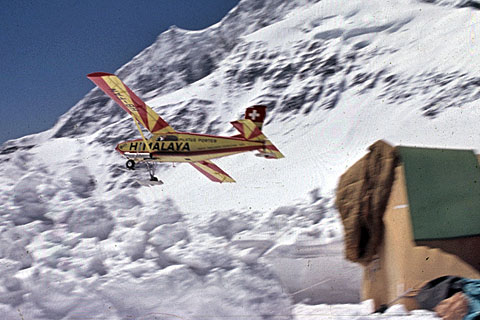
top-left (115, 143), bottom-right (125, 153)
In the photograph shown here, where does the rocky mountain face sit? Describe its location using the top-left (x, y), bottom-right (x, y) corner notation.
top-left (45, 0), bottom-right (321, 141)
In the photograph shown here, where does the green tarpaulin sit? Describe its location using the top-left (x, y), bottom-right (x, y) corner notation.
top-left (397, 146), bottom-right (480, 240)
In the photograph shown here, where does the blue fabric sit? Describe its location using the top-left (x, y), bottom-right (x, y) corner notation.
top-left (461, 278), bottom-right (480, 320)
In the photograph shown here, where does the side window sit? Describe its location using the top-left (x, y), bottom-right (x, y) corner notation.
top-left (165, 135), bottom-right (179, 141)
top-left (155, 135), bottom-right (178, 141)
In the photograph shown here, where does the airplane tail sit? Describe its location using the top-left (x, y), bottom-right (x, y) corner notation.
top-left (245, 105), bottom-right (267, 130)
top-left (260, 139), bottom-right (285, 159)
top-left (231, 105), bottom-right (269, 140)
top-left (230, 118), bottom-right (284, 159)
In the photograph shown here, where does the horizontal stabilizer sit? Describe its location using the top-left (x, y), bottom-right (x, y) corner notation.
top-left (261, 140), bottom-right (285, 159)
top-left (231, 119), bottom-right (284, 158)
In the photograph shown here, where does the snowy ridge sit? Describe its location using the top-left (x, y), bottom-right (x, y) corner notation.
top-left (421, 0), bottom-right (480, 9)
top-left (2, 0), bottom-right (480, 318)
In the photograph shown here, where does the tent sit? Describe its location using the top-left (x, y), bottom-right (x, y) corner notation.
top-left (336, 140), bottom-right (480, 310)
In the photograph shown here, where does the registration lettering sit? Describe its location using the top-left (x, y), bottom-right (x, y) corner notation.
top-left (129, 142), bottom-right (190, 152)
top-left (111, 88), bottom-right (136, 113)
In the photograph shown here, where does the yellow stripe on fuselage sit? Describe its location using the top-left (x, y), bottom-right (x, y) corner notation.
top-left (116, 133), bottom-right (264, 162)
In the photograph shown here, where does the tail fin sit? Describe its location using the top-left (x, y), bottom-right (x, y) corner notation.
top-left (230, 119), bottom-right (284, 159)
top-left (245, 105), bottom-right (267, 130)
top-left (231, 119), bottom-right (266, 141)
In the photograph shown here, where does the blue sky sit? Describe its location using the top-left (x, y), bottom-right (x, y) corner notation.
top-left (0, 0), bottom-right (240, 145)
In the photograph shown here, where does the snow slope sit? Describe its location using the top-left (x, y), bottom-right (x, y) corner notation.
top-left (1, 0), bottom-right (480, 318)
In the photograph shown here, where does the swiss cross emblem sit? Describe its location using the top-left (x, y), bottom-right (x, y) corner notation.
top-left (246, 106), bottom-right (266, 122)
top-left (249, 109), bottom-right (260, 121)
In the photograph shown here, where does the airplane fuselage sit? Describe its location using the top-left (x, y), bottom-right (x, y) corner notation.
top-left (116, 132), bottom-right (264, 163)
top-left (88, 72), bottom-right (283, 182)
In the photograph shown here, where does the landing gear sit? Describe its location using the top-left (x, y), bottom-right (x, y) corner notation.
top-left (146, 162), bottom-right (159, 181)
top-left (138, 163), bottom-right (164, 186)
top-left (126, 159), bottom-right (135, 170)
top-left (125, 159), bottom-right (164, 185)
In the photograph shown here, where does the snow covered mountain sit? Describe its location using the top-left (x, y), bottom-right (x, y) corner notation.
top-left (1, 0), bottom-right (480, 318)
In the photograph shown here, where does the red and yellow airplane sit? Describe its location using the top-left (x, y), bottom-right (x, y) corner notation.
top-left (87, 72), bottom-right (284, 183)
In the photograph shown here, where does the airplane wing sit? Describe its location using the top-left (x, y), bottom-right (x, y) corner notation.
top-left (190, 160), bottom-right (235, 183)
top-left (87, 72), bottom-right (175, 135)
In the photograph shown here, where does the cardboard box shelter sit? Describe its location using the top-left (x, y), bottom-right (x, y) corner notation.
top-left (336, 141), bottom-right (480, 310)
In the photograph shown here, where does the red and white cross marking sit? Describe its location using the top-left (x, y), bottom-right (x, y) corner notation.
top-left (249, 109), bottom-right (260, 121)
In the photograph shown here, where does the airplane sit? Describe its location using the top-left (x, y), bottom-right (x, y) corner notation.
top-left (87, 72), bottom-right (284, 184)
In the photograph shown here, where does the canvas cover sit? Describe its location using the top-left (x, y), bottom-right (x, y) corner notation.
top-left (397, 146), bottom-right (480, 240)
top-left (336, 140), bottom-right (397, 265)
